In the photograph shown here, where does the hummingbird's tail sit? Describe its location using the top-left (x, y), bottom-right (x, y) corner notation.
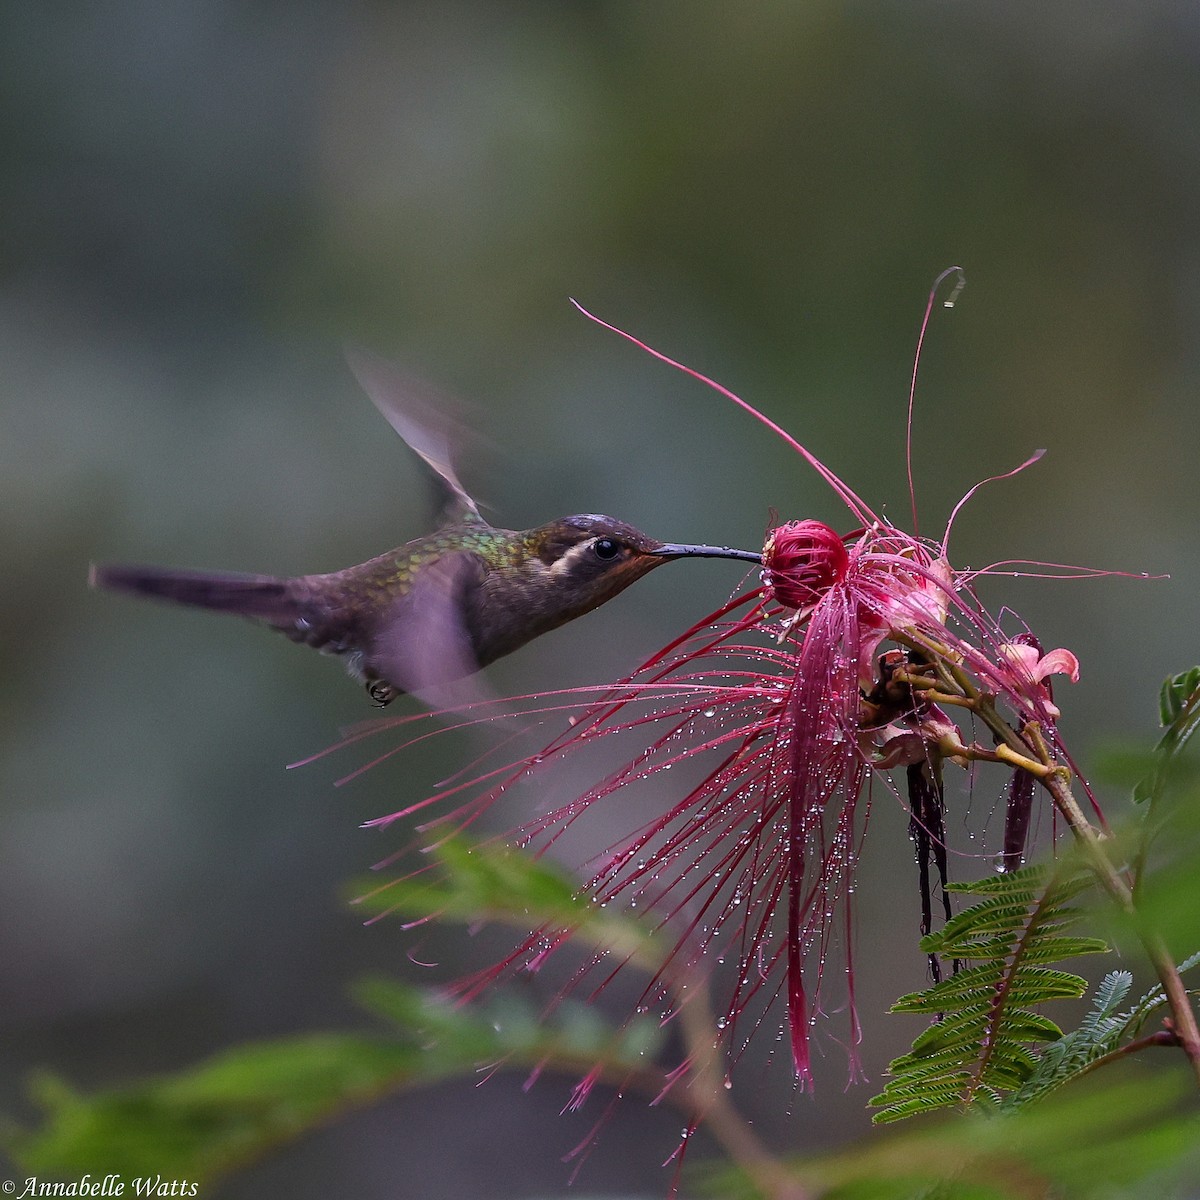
top-left (89, 563), bottom-right (304, 631)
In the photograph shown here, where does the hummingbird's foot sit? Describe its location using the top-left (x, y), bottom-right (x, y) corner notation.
top-left (366, 678), bottom-right (398, 707)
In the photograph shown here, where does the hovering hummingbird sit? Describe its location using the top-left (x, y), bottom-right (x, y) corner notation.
top-left (90, 353), bottom-right (762, 707)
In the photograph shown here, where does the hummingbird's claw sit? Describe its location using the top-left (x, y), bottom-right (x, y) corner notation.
top-left (367, 679), bottom-right (398, 706)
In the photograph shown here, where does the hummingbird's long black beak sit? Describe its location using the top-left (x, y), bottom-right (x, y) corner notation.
top-left (651, 542), bottom-right (763, 564)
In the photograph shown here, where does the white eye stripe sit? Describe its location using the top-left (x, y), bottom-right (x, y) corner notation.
top-left (548, 542), bottom-right (594, 578)
top-left (547, 538), bottom-right (625, 578)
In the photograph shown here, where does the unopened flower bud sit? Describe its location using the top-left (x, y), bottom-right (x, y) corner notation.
top-left (762, 520), bottom-right (848, 609)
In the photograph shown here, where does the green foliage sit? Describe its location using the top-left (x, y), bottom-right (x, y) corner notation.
top-left (1097, 669), bottom-right (1200, 954)
top-left (1134, 666), bottom-right (1200, 805)
top-left (351, 833), bottom-right (655, 967)
top-left (1001, 968), bottom-right (1134, 1107)
top-left (12, 726), bottom-right (1200, 1198)
top-left (1156, 667), bottom-right (1200, 732)
top-left (355, 977), bottom-right (665, 1075)
top-left (705, 1070), bottom-right (1200, 1200)
top-left (1004, 951), bottom-right (1200, 1109)
top-left (10, 982), bottom-right (665, 1186)
top-left (870, 865), bottom-right (1110, 1122)
top-left (10, 1033), bottom-right (418, 1182)
top-left (10, 835), bottom-right (667, 1188)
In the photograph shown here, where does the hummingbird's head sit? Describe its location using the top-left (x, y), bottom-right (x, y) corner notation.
top-left (470, 515), bottom-right (762, 666)
top-left (525, 513), bottom-right (762, 613)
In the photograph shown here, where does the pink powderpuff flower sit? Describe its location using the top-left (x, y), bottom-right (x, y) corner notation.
top-left (342, 274), bottom-right (1134, 1104)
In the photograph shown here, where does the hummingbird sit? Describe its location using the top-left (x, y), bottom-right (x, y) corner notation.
top-left (90, 352), bottom-right (761, 707)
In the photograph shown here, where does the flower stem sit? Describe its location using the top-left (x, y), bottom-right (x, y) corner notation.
top-left (1077, 1028), bottom-right (1181, 1078)
top-left (676, 977), bottom-right (807, 1200)
top-left (1040, 771), bottom-right (1200, 1085)
top-left (892, 628), bottom-right (1200, 1085)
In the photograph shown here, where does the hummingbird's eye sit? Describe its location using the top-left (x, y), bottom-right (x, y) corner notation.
top-left (592, 537), bottom-right (621, 560)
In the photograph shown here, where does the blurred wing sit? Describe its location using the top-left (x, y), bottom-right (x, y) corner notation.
top-left (345, 346), bottom-right (483, 525)
top-left (371, 551), bottom-right (493, 711)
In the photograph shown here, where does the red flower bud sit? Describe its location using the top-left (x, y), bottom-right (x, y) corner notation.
top-left (762, 520), bottom-right (849, 609)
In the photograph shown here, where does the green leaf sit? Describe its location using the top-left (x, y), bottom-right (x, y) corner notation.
top-left (1134, 667), bottom-right (1200, 804)
top-left (9, 1034), bottom-right (419, 1182)
top-left (871, 864), bottom-right (1109, 1122)
top-left (1125, 743), bottom-right (1200, 949)
top-left (1005, 952), bottom-right (1200, 1108)
top-left (350, 833), bottom-right (654, 966)
top-left (1158, 666), bottom-right (1200, 728)
top-left (10, 980), bottom-right (667, 1186)
top-left (892, 964), bottom-right (1089, 1012)
top-left (907, 1010), bottom-right (1063, 1056)
top-left (10, 838), bottom-right (671, 1187)
top-left (355, 977), bottom-right (664, 1070)
top-left (707, 1070), bottom-right (1200, 1199)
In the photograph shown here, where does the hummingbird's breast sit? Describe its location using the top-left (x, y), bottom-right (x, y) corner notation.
top-left (300, 527), bottom-right (499, 697)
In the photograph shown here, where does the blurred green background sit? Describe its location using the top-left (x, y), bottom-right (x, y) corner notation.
top-left (3, 2), bottom-right (1199, 1197)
